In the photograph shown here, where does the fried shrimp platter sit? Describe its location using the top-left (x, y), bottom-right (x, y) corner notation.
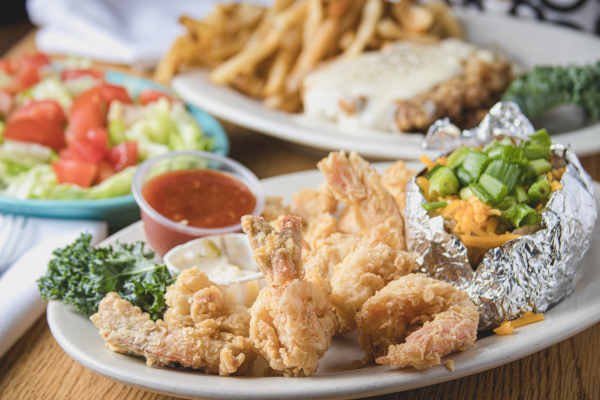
top-left (89, 149), bottom-right (482, 378)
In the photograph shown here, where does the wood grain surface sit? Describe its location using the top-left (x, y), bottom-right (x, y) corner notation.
top-left (0, 22), bottom-right (599, 400)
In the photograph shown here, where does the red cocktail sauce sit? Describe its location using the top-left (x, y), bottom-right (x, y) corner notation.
top-left (141, 169), bottom-right (257, 255)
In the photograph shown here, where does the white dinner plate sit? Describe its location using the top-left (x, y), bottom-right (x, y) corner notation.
top-left (47, 165), bottom-right (600, 400)
top-left (172, 11), bottom-right (600, 160)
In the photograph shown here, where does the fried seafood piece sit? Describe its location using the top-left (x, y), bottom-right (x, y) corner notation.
top-left (381, 161), bottom-right (417, 219)
top-left (90, 268), bottom-right (256, 376)
top-left (290, 182), bottom-right (338, 222)
top-left (302, 212), bottom-right (339, 251)
top-left (331, 224), bottom-right (417, 333)
top-left (318, 151), bottom-right (406, 249)
top-left (262, 196), bottom-right (290, 224)
top-left (356, 274), bottom-right (478, 370)
top-left (303, 232), bottom-right (361, 280)
top-left (242, 215), bottom-right (337, 377)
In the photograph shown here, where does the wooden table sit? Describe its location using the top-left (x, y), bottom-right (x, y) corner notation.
top-left (1, 23), bottom-right (599, 400)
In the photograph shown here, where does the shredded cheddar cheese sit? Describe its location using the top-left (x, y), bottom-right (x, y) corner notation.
top-left (436, 198), bottom-right (510, 248)
top-left (494, 312), bottom-right (545, 336)
top-left (435, 156), bottom-right (449, 166)
top-left (420, 155), bottom-right (435, 170)
top-left (550, 180), bottom-right (563, 192)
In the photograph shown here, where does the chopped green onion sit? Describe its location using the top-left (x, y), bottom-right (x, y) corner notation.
top-left (457, 166), bottom-right (476, 186)
top-left (469, 184), bottom-right (493, 204)
top-left (460, 186), bottom-right (475, 201)
top-left (496, 195), bottom-right (517, 211)
top-left (462, 151), bottom-right (489, 182)
top-left (483, 140), bottom-right (502, 155)
top-left (512, 184), bottom-right (530, 203)
top-left (422, 200), bottom-right (448, 210)
top-left (498, 136), bottom-right (515, 146)
top-left (479, 173), bottom-right (509, 203)
top-left (505, 203), bottom-right (539, 228)
top-left (527, 178), bottom-right (552, 203)
top-left (529, 158), bottom-right (552, 176)
top-left (499, 145), bottom-right (523, 163)
top-left (426, 164), bottom-right (443, 179)
top-left (484, 160), bottom-right (521, 192)
top-left (429, 167), bottom-right (459, 197)
top-left (524, 144), bottom-right (550, 160)
top-left (519, 164), bottom-right (538, 187)
top-left (528, 128), bottom-right (552, 147)
top-left (447, 146), bottom-right (470, 169)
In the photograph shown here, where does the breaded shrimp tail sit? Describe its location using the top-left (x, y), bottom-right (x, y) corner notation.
top-left (318, 150), bottom-right (406, 249)
top-left (242, 215), bottom-right (337, 377)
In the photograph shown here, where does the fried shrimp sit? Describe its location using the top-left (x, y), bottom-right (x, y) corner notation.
top-left (242, 215), bottom-right (337, 377)
top-left (381, 161), bottom-right (417, 219)
top-left (356, 274), bottom-right (478, 370)
top-left (90, 268), bottom-right (256, 376)
top-left (318, 150), bottom-right (406, 249)
top-left (331, 224), bottom-right (417, 333)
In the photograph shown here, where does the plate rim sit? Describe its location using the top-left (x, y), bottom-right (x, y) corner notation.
top-left (46, 166), bottom-right (600, 400)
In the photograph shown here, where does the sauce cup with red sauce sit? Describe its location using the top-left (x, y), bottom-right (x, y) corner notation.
top-left (132, 151), bottom-right (265, 256)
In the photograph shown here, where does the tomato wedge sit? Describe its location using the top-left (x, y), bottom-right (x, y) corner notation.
top-left (101, 83), bottom-right (132, 105)
top-left (68, 127), bottom-right (108, 163)
top-left (4, 101), bottom-right (67, 150)
top-left (137, 89), bottom-right (176, 106)
top-left (95, 160), bottom-right (116, 183)
top-left (106, 141), bottom-right (138, 172)
top-left (69, 87), bottom-right (106, 137)
top-left (52, 159), bottom-right (98, 187)
top-left (61, 69), bottom-right (104, 81)
top-left (8, 100), bottom-right (66, 126)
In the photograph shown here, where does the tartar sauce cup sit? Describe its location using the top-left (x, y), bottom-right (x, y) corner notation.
top-left (132, 151), bottom-right (265, 256)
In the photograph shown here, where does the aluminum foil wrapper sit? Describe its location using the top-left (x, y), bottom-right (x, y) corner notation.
top-left (406, 104), bottom-right (597, 330)
top-left (422, 102), bottom-right (535, 153)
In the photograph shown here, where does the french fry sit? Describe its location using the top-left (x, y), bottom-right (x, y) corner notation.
top-left (376, 17), bottom-right (408, 40)
top-left (263, 91), bottom-right (302, 113)
top-left (423, 1), bottom-right (464, 39)
top-left (231, 73), bottom-right (265, 98)
top-left (341, 0), bottom-right (383, 59)
top-left (338, 30), bottom-right (356, 50)
top-left (154, 36), bottom-right (188, 84)
top-left (392, 0), bottom-right (434, 35)
top-left (263, 28), bottom-right (302, 97)
top-left (209, 2), bottom-right (307, 86)
top-left (304, 0), bottom-right (324, 48)
top-left (286, 17), bottom-right (339, 93)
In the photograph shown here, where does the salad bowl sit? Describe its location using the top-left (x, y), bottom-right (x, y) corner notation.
top-left (0, 70), bottom-right (228, 230)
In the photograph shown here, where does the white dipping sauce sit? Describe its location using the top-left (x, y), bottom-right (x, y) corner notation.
top-left (302, 39), bottom-right (496, 131)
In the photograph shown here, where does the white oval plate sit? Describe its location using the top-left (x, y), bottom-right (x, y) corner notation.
top-left (172, 12), bottom-right (600, 160)
top-left (47, 164), bottom-right (600, 400)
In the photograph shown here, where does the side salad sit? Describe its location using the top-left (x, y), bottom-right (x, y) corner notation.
top-left (0, 52), bottom-right (212, 200)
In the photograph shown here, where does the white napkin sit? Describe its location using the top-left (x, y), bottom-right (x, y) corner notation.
top-left (0, 218), bottom-right (107, 358)
top-left (26, 0), bottom-right (273, 69)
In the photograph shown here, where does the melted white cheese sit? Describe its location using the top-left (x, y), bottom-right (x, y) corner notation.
top-left (302, 39), bottom-right (496, 131)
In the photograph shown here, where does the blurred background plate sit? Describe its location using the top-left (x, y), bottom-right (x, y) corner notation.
top-left (172, 11), bottom-right (600, 160)
top-left (0, 71), bottom-right (229, 230)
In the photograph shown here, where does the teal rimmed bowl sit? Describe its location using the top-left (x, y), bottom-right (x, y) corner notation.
top-left (0, 70), bottom-right (229, 230)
